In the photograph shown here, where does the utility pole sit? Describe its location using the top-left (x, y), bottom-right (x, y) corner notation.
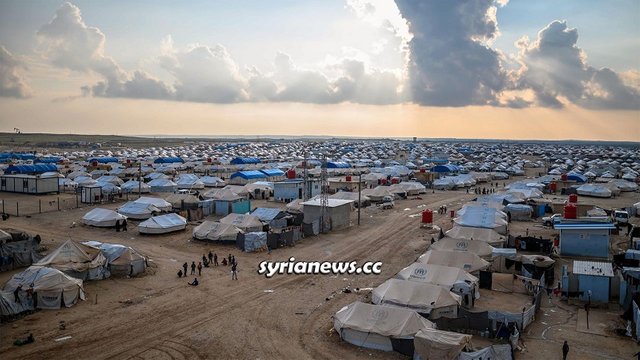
top-left (303, 151), bottom-right (308, 200)
top-left (357, 172), bottom-right (361, 226)
top-left (320, 154), bottom-right (329, 233)
top-left (138, 161), bottom-right (142, 198)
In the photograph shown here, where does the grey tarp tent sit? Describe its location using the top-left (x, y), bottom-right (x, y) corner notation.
top-left (3, 266), bottom-right (85, 310)
top-left (34, 240), bottom-right (108, 280)
top-left (413, 328), bottom-right (472, 360)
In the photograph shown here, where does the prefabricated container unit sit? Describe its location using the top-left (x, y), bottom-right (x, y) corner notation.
top-left (0, 175), bottom-right (59, 194)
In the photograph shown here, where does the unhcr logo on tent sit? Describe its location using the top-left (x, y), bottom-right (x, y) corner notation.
top-left (456, 241), bottom-right (468, 250)
top-left (367, 309), bottom-right (389, 323)
top-left (413, 267), bottom-right (427, 277)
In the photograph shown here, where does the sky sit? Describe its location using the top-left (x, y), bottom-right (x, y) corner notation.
top-left (0, 0), bottom-right (638, 141)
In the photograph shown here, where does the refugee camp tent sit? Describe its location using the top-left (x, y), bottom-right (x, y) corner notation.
top-left (95, 175), bottom-right (124, 186)
top-left (396, 263), bottom-right (478, 289)
top-left (165, 193), bottom-right (200, 209)
top-left (138, 213), bottom-right (187, 234)
top-left (81, 241), bottom-right (146, 277)
top-left (609, 179), bottom-right (638, 192)
top-left (117, 201), bottom-right (161, 220)
top-left (363, 186), bottom-right (394, 202)
top-left (175, 174), bottom-right (204, 189)
top-left (445, 226), bottom-right (505, 247)
top-left (329, 191), bottom-right (370, 207)
top-left (503, 204), bottom-right (533, 221)
top-left (192, 221), bottom-right (241, 242)
top-left (239, 232), bottom-right (267, 252)
top-left (372, 279), bottom-right (461, 319)
top-left (220, 213), bottom-right (264, 233)
top-left (0, 290), bottom-right (33, 319)
top-left (413, 328), bottom-right (472, 360)
top-left (417, 250), bottom-right (490, 273)
top-left (200, 176), bottom-right (226, 187)
top-left (458, 344), bottom-right (512, 360)
top-left (120, 180), bottom-right (151, 193)
top-left (576, 184), bottom-right (612, 198)
top-left (333, 301), bottom-right (434, 355)
top-left (133, 197), bottom-right (172, 211)
top-left (34, 240), bottom-right (108, 280)
top-left (148, 178), bottom-right (177, 192)
top-left (4, 266), bottom-right (85, 309)
top-left (285, 198), bottom-right (305, 213)
top-left (0, 231), bottom-right (41, 271)
top-left (430, 238), bottom-right (494, 260)
top-left (82, 208), bottom-right (127, 227)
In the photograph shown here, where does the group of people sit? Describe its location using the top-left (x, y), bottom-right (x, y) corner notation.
top-left (437, 205), bottom-right (448, 214)
top-left (474, 187), bottom-right (496, 195)
top-left (115, 219), bottom-right (128, 232)
top-left (177, 251), bottom-right (239, 285)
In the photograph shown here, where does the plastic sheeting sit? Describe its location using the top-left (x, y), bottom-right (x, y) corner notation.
top-left (457, 344), bottom-right (512, 360)
top-left (242, 232), bottom-right (267, 252)
top-left (413, 328), bottom-right (471, 360)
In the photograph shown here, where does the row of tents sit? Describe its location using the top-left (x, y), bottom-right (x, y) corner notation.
top-left (1, 240), bottom-right (147, 320)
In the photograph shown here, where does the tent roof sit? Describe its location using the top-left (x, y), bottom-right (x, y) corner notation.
top-left (417, 249), bottom-right (491, 272)
top-left (396, 263), bottom-right (478, 288)
top-left (4, 164), bottom-right (58, 174)
top-left (230, 170), bottom-right (266, 180)
top-left (260, 169), bottom-right (285, 177)
top-left (373, 278), bottom-right (461, 309)
top-left (4, 266), bottom-right (83, 293)
top-left (139, 213), bottom-right (186, 229)
top-left (333, 301), bottom-right (434, 337)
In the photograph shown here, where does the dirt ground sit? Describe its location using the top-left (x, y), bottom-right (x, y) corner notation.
top-left (0, 177), bottom-right (639, 359)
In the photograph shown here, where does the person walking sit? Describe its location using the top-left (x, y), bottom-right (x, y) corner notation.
top-left (228, 254), bottom-right (232, 266)
top-left (213, 253), bottom-right (218, 266)
top-left (182, 262), bottom-right (188, 277)
top-left (122, 219), bottom-right (128, 232)
top-left (208, 251), bottom-right (213, 264)
top-left (13, 285), bottom-right (22, 303)
top-left (231, 262), bottom-right (238, 280)
top-left (562, 341), bottom-right (569, 360)
top-left (115, 220), bottom-right (121, 232)
top-left (197, 262), bottom-right (202, 276)
top-left (190, 261), bottom-right (196, 275)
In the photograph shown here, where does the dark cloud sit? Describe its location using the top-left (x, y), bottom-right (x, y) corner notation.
top-left (0, 45), bottom-right (32, 98)
top-left (517, 20), bottom-right (640, 109)
top-left (395, 0), bottom-right (507, 106)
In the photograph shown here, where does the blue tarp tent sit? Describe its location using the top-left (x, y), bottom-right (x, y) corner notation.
top-left (88, 157), bottom-right (119, 164)
top-left (430, 164), bottom-right (460, 173)
top-left (230, 170), bottom-right (267, 180)
top-left (260, 169), bottom-right (285, 177)
top-left (4, 164), bottom-right (58, 174)
top-left (567, 174), bottom-right (587, 183)
top-left (231, 157), bottom-right (261, 165)
top-left (154, 157), bottom-right (184, 164)
top-left (326, 161), bottom-right (351, 169)
top-left (36, 157), bottom-right (61, 163)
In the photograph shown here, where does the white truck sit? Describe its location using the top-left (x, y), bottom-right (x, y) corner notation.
top-left (542, 213), bottom-right (562, 227)
top-left (379, 195), bottom-right (395, 210)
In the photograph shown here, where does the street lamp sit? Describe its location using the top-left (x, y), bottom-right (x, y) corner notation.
top-left (586, 290), bottom-right (592, 329)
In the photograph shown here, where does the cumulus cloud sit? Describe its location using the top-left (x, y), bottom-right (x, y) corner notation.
top-left (0, 45), bottom-right (32, 98)
top-left (158, 39), bottom-right (248, 103)
top-left (516, 20), bottom-right (640, 109)
top-left (38, 2), bottom-right (172, 100)
top-left (395, 0), bottom-right (507, 106)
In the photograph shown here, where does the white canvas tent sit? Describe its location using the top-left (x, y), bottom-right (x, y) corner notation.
top-left (454, 207), bottom-right (508, 235)
top-left (372, 278), bottom-right (461, 319)
top-left (81, 241), bottom-right (146, 277)
top-left (576, 184), bottom-right (612, 198)
top-left (138, 213), bottom-right (187, 234)
top-left (200, 176), bottom-right (226, 187)
top-left (192, 221), bottom-right (242, 242)
top-left (133, 197), bottom-right (172, 211)
top-left (148, 178), bottom-right (177, 192)
top-left (333, 301), bottom-right (434, 354)
top-left (417, 250), bottom-right (490, 273)
top-left (413, 328), bottom-right (472, 360)
top-left (219, 213), bottom-right (263, 232)
top-left (34, 240), bottom-right (108, 280)
top-left (395, 263), bottom-right (478, 289)
top-left (121, 180), bottom-right (151, 193)
top-left (3, 266), bottom-right (85, 309)
top-left (430, 237), bottom-right (494, 260)
top-left (445, 226), bottom-right (505, 247)
top-left (117, 201), bottom-right (162, 220)
top-left (82, 208), bottom-right (127, 227)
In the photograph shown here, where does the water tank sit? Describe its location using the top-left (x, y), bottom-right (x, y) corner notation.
top-left (381, 179), bottom-right (387, 185)
top-left (549, 182), bottom-right (557, 192)
top-left (345, 175), bottom-right (352, 182)
top-left (568, 194), bottom-right (578, 203)
top-left (420, 168), bottom-right (426, 173)
top-left (286, 169), bottom-right (296, 179)
top-left (561, 174), bottom-right (568, 181)
top-left (126, 159), bottom-right (131, 164)
top-left (391, 178), bottom-right (399, 184)
top-left (207, 158), bottom-right (212, 163)
top-left (450, 210), bottom-right (455, 218)
top-left (563, 203), bottom-right (577, 219)
top-left (92, 161), bottom-right (98, 167)
top-left (422, 209), bottom-right (433, 223)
